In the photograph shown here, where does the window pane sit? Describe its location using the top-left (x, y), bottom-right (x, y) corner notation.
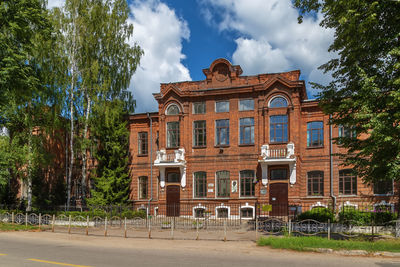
top-left (167, 122), bottom-right (180, 148)
top-left (216, 101), bottom-right (229, 113)
top-left (217, 171), bottom-right (230, 197)
top-left (307, 121), bottom-right (323, 147)
top-left (339, 169), bottom-right (357, 195)
top-left (166, 104), bottom-right (179, 115)
top-left (193, 102), bottom-right (206, 114)
top-left (239, 117), bottom-right (254, 144)
top-left (216, 119), bottom-right (229, 145)
top-left (138, 132), bottom-right (148, 155)
top-left (194, 172), bottom-right (206, 198)
top-left (270, 115), bottom-right (288, 143)
top-left (239, 99), bottom-right (254, 111)
top-left (270, 168), bottom-right (287, 180)
top-left (240, 170), bottom-right (255, 197)
top-left (374, 179), bottom-right (393, 195)
top-left (193, 120), bottom-right (206, 147)
top-left (307, 171), bottom-right (324, 196)
top-left (139, 176), bottom-right (148, 199)
top-left (269, 97), bottom-right (288, 108)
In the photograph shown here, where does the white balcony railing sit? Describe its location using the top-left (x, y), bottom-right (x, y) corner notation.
top-left (154, 148), bottom-right (185, 165)
top-left (260, 143), bottom-right (295, 160)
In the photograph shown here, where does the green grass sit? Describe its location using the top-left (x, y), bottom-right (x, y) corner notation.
top-left (257, 236), bottom-right (400, 253)
top-left (0, 223), bottom-right (39, 231)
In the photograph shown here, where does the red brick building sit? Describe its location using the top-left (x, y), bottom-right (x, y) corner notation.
top-left (128, 58), bottom-right (396, 217)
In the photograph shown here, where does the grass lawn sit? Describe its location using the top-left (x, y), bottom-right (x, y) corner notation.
top-left (257, 236), bottom-right (400, 253)
top-left (0, 223), bottom-right (39, 231)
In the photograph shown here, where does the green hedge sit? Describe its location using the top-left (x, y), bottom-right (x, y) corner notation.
top-left (297, 207), bottom-right (335, 223)
top-left (338, 209), bottom-right (396, 225)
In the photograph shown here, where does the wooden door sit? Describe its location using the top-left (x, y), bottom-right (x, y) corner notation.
top-left (166, 185), bottom-right (180, 216)
top-left (269, 183), bottom-right (288, 216)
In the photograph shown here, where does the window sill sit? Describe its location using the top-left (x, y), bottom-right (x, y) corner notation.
top-left (373, 193), bottom-right (394, 196)
top-left (215, 197), bottom-right (231, 199)
top-left (305, 195), bottom-right (324, 198)
top-left (193, 197), bottom-right (208, 200)
top-left (269, 142), bottom-right (288, 145)
top-left (137, 154), bottom-right (148, 157)
top-left (338, 194), bottom-right (357, 197)
top-left (238, 144), bottom-right (255, 147)
top-left (166, 147), bottom-right (179, 150)
top-left (214, 145), bottom-right (230, 148)
top-left (306, 146), bottom-right (324, 149)
top-left (239, 196), bottom-right (257, 199)
top-left (193, 146), bottom-right (207, 149)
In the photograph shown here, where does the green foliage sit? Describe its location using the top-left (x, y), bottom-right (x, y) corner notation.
top-left (293, 0), bottom-right (400, 195)
top-left (338, 209), bottom-right (397, 226)
top-left (87, 100), bottom-right (132, 206)
top-left (257, 236), bottom-right (400, 253)
top-left (297, 207), bottom-right (335, 223)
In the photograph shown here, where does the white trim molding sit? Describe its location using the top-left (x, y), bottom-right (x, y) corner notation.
top-left (240, 202), bottom-right (255, 219)
top-left (215, 203), bottom-right (230, 218)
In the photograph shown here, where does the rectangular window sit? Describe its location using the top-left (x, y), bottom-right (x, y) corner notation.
top-left (193, 120), bottom-right (206, 147)
top-left (215, 119), bottom-right (229, 146)
top-left (339, 169), bottom-right (357, 195)
top-left (270, 168), bottom-right (288, 180)
top-left (373, 179), bottom-right (393, 195)
top-left (139, 176), bottom-right (148, 199)
top-left (194, 172), bottom-right (207, 198)
top-left (167, 122), bottom-right (180, 148)
top-left (338, 125), bottom-right (356, 144)
top-left (240, 170), bottom-right (255, 197)
top-left (216, 171), bottom-right (230, 197)
top-left (138, 132), bottom-right (148, 155)
top-left (239, 99), bottom-right (254, 111)
top-left (270, 115), bottom-right (288, 143)
top-left (239, 117), bottom-right (254, 145)
top-left (307, 171), bottom-right (324, 196)
top-left (307, 121), bottom-right (324, 147)
top-left (215, 101), bottom-right (229, 113)
top-left (193, 102), bottom-right (206, 114)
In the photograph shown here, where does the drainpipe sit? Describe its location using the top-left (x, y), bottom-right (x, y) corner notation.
top-left (329, 114), bottom-right (336, 209)
top-left (147, 113), bottom-right (153, 214)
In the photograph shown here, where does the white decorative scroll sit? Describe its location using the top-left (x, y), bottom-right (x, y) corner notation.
top-left (289, 162), bottom-right (296, 185)
top-left (180, 166), bottom-right (186, 188)
top-left (159, 166), bottom-right (165, 188)
top-left (261, 164), bottom-right (268, 186)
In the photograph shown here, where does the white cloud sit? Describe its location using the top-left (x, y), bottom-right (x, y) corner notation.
top-left (128, 0), bottom-right (191, 113)
top-left (47, 0), bottom-right (64, 9)
top-left (199, 0), bottom-right (335, 98)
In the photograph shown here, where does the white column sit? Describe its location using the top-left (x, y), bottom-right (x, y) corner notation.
top-left (180, 166), bottom-right (186, 188)
top-left (289, 162), bottom-right (296, 185)
top-left (159, 166), bottom-right (165, 188)
top-left (261, 163), bottom-right (268, 186)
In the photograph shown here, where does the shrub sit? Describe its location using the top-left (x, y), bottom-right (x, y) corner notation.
top-left (338, 209), bottom-right (397, 225)
top-left (297, 207), bottom-right (335, 223)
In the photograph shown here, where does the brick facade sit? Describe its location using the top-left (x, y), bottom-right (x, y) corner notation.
top-left (128, 58), bottom-right (397, 214)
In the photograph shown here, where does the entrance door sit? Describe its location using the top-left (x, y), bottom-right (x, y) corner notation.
top-left (166, 185), bottom-right (180, 216)
top-left (269, 183), bottom-right (288, 216)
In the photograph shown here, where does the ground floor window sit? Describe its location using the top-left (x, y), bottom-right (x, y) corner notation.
top-left (194, 208), bottom-right (205, 218)
top-left (241, 207), bottom-right (253, 218)
top-left (339, 169), bottom-right (356, 195)
top-left (194, 172), bottom-right (207, 198)
top-left (216, 171), bottom-right (230, 197)
top-left (373, 179), bottom-right (393, 195)
top-left (139, 176), bottom-right (148, 199)
top-left (217, 207), bottom-right (228, 218)
top-left (307, 171), bottom-right (324, 196)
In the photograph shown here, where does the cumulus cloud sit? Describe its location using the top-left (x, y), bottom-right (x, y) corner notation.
top-left (199, 0), bottom-right (335, 98)
top-left (128, 0), bottom-right (191, 112)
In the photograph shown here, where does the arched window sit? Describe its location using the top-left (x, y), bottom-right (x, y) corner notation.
top-left (166, 104), bottom-right (180, 115)
top-left (269, 96), bottom-right (288, 108)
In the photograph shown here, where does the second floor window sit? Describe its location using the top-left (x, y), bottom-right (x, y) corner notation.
top-left (194, 172), bottom-right (207, 198)
top-left (307, 171), bottom-right (324, 196)
top-left (139, 176), bottom-right (148, 199)
top-left (216, 171), bottom-right (230, 197)
top-left (193, 102), bottom-right (206, 114)
top-left (270, 115), bottom-right (288, 143)
top-left (239, 117), bottom-right (254, 145)
top-left (167, 122), bottom-right (180, 148)
top-left (193, 120), bottom-right (206, 147)
top-left (339, 169), bottom-right (357, 195)
top-left (239, 99), bottom-right (254, 111)
top-left (215, 119), bottom-right (229, 146)
top-left (307, 121), bottom-right (324, 147)
top-left (138, 132), bottom-right (148, 155)
top-left (240, 170), bottom-right (255, 197)
top-left (216, 101), bottom-right (229, 113)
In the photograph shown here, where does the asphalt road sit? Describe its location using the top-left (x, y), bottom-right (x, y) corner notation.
top-left (0, 232), bottom-right (399, 267)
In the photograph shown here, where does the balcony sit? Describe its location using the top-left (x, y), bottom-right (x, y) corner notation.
top-left (154, 148), bottom-right (186, 188)
top-left (258, 142), bottom-right (296, 186)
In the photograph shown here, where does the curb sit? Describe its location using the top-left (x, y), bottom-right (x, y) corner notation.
top-left (306, 247), bottom-right (400, 258)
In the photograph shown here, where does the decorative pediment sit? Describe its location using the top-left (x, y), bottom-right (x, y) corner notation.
top-left (202, 58), bottom-right (243, 86)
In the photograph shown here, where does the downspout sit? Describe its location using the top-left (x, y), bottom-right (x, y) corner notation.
top-left (147, 113), bottom-right (153, 214)
top-left (329, 114), bottom-right (336, 209)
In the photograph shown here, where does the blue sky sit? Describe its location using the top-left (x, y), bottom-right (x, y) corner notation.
top-left (48, 0), bottom-right (335, 113)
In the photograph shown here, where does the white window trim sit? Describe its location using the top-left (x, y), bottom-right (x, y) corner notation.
top-left (165, 103), bottom-right (181, 115)
top-left (268, 95), bottom-right (289, 108)
top-left (238, 98), bottom-right (254, 111)
top-left (192, 102), bottom-right (206, 114)
top-left (338, 201), bottom-right (358, 210)
top-left (373, 200), bottom-right (395, 213)
top-left (137, 205), bottom-right (149, 216)
top-left (311, 201), bottom-right (328, 209)
top-left (240, 202), bottom-right (255, 219)
top-left (192, 204), bottom-right (207, 218)
top-left (215, 204), bottom-right (230, 219)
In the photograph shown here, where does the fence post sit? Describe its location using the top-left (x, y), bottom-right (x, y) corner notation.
top-left (371, 217), bottom-right (374, 241)
top-left (328, 219), bottom-right (330, 240)
top-left (68, 215), bottom-right (71, 234)
top-left (39, 213), bottom-right (41, 231)
top-left (104, 217), bottom-right (108, 237)
top-left (11, 212), bottom-right (14, 224)
top-left (171, 219), bottom-right (174, 240)
top-left (224, 220), bottom-right (227, 242)
top-left (255, 216), bottom-right (258, 241)
top-left (196, 218), bottom-right (199, 241)
top-left (396, 220), bottom-right (400, 238)
top-left (86, 216), bottom-right (89, 236)
top-left (148, 218), bottom-right (151, 239)
top-left (25, 213), bottom-right (28, 228)
top-left (288, 219), bottom-right (291, 236)
top-left (124, 217), bottom-right (127, 238)
top-left (52, 214), bottom-right (55, 232)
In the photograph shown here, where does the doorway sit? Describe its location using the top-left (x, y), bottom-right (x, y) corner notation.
top-left (166, 185), bottom-right (180, 216)
top-left (269, 183), bottom-right (288, 216)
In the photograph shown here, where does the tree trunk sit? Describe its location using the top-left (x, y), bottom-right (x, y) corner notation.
top-left (81, 94), bottom-right (91, 207)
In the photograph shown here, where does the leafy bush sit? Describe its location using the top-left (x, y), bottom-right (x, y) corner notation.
top-left (297, 207), bottom-right (335, 223)
top-left (338, 208), bottom-right (397, 225)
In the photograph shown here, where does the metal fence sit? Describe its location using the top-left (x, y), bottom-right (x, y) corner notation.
top-left (1, 200), bottom-right (399, 241)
